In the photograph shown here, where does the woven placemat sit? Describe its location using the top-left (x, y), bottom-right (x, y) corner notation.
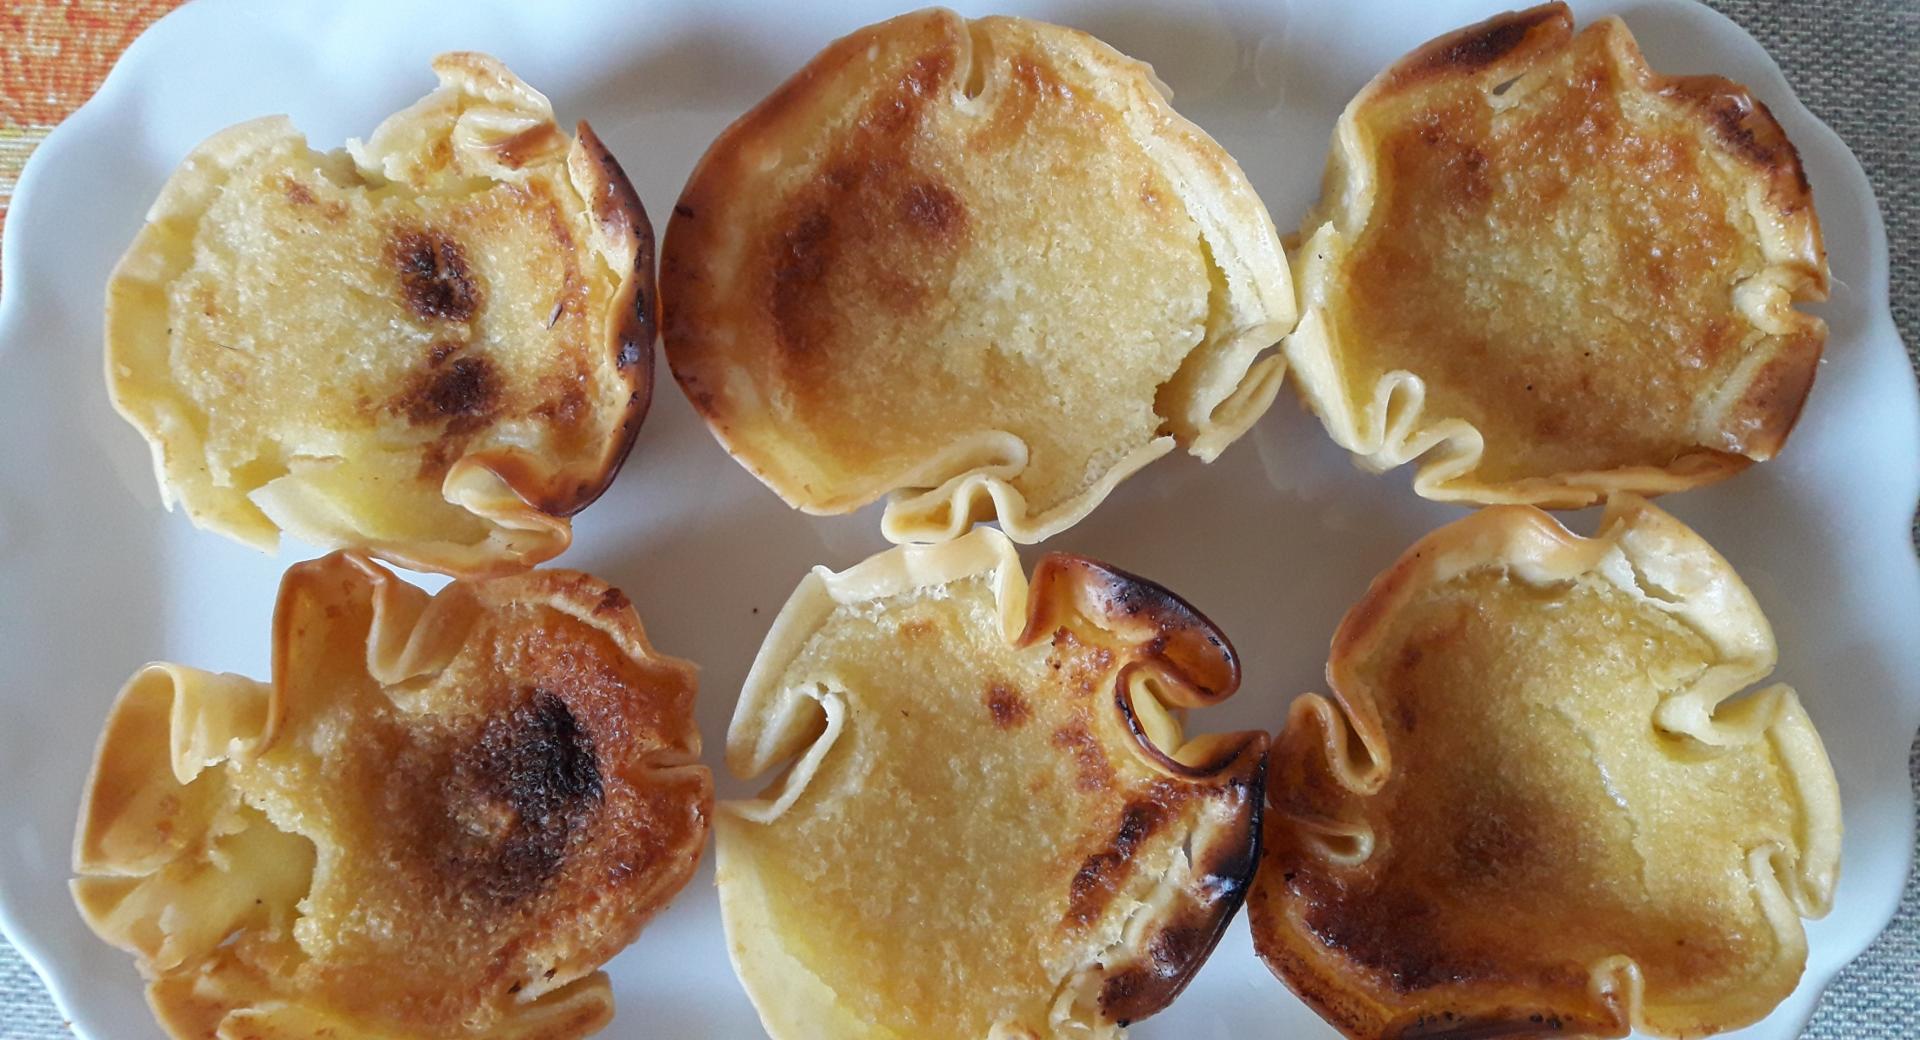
top-left (0, 0), bottom-right (1914, 1037)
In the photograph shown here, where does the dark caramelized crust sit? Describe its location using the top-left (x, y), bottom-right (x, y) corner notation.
top-left (1383, 3), bottom-right (1566, 87)
top-left (1090, 741), bottom-right (1267, 1027)
top-left (717, 530), bottom-right (1268, 1037)
top-left (72, 553), bottom-right (711, 1039)
top-left (1285, 3), bottom-right (1828, 506)
top-left (255, 557), bottom-right (706, 1027)
top-left (1021, 554), bottom-right (1240, 702)
top-left (477, 120), bottom-right (657, 520)
top-left (1018, 552), bottom-right (1266, 1025)
top-left (1247, 500), bottom-right (1841, 1039)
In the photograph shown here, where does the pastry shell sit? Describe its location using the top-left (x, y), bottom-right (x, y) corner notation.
top-left (1248, 496), bottom-right (1841, 1038)
top-left (663, 9), bottom-right (1295, 543)
top-left (72, 553), bottom-right (710, 1039)
top-left (717, 529), bottom-right (1268, 1037)
top-left (106, 53), bottom-right (655, 576)
top-left (1284, 3), bottom-right (1827, 506)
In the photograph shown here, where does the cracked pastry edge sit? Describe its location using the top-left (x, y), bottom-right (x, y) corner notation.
top-left (1281, 3), bottom-right (1828, 508)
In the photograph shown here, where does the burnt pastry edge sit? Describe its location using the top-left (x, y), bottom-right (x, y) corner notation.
top-left (716, 527), bottom-right (1268, 1037)
top-left (660, 9), bottom-right (1294, 545)
top-left (1247, 496), bottom-right (1842, 1039)
top-left (1083, 735), bottom-right (1267, 1028)
top-left (465, 118), bottom-right (657, 524)
top-left (1281, 2), bottom-right (1829, 509)
top-left (71, 551), bottom-right (708, 1039)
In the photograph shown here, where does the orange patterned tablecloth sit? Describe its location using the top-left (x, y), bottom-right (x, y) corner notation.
top-left (0, 0), bottom-right (187, 247)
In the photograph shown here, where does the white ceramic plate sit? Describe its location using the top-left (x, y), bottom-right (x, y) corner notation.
top-left (0, 1), bottom-right (1913, 1037)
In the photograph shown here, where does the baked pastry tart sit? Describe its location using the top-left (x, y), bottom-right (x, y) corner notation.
top-left (663, 10), bottom-right (1294, 543)
top-left (1285, 3), bottom-right (1828, 506)
top-left (716, 529), bottom-right (1268, 1038)
top-left (1249, 496), bottom-right (1841, 1038)
top-left (72, 553), bottom-right (709, 1039)
top-left (107, 53), bottom-right (655, 576)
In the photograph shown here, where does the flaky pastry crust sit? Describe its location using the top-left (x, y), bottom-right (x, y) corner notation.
top-left (107, 53), bottom-right (656, 576)
top-left (1284, 3), bottom-right (1828, 506)
top-left (72, 553), bottom-right (709, 1039)
top-left (717, 529), bottom-right (1267, 1038)
top-left (1248, 497), bottom-right (1841, 1038)
top-left (663, 9), bottom-right (1294, 544)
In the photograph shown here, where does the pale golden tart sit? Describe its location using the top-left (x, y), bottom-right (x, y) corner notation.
top-left (72, 553), bottom-right (709, 1040)
top-left (1248, 498), bottom-right (1840, 1039)
top-left (1285, 3), bottom-right (1828, 507)
top-left (716, 529), bottom-right (1268, 1038)
top-left (663, 9), bottom-right (1295, 544)
top-left (107, 53), bottom-right (655, 577)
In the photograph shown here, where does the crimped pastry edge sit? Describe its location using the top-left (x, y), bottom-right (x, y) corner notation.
top-left (1281, 2), bottom-right (1829, 508)
top-left (1248, 496), bottom-right (1842, 1038)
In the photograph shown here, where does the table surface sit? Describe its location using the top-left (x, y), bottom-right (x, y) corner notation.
top-left (0, 0), bottom-right (1914, 1037)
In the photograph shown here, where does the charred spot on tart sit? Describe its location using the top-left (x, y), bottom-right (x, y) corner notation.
top-left (393, 352), bottom-right (501, 434)
top-left (1388, 3), bottom-right (1569, 88)
top-left (764, 162), bottom-right (970, 360)
top-left (1386, 1007), bottom-right (1587, 1039)
top-left (1289, 864), bottom-right (1498, 996)
top-left (768, 206), bottom-right (838, 358)
top-left (1657, 75), bottom-right (1811, 199)
top-left (1197, 780), bottom-right (1265, 898)
top-left (593, 586), bottom-right (631, 617)
top-left (1049, 719), bottom-right (1116, 792)
top-left (1086, 754), bottom-right (1267, 1027)
top-left (441, 687), bottom-right (606, 903)
top-left (862, 50), bottom-right (955, 135)
top-left (983, 681), bottom-right (1030, 728)
top-left (616, 336), bottom-right (647, 369)
top-left (1022, 553), bottom-right (1239, 700)
top-left (1098, 917), bottom-right (1209, 1025)
top-left (899, 180), bottom-right (966, 238)
top-left (389, 225), bottom-right (483, 322)
top-left (491, 123), bottom-right (567, 170)
top-left (1064, 794), bottom-right (1172, 928)
top-left (758, 45), bottom-right (971, 370)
